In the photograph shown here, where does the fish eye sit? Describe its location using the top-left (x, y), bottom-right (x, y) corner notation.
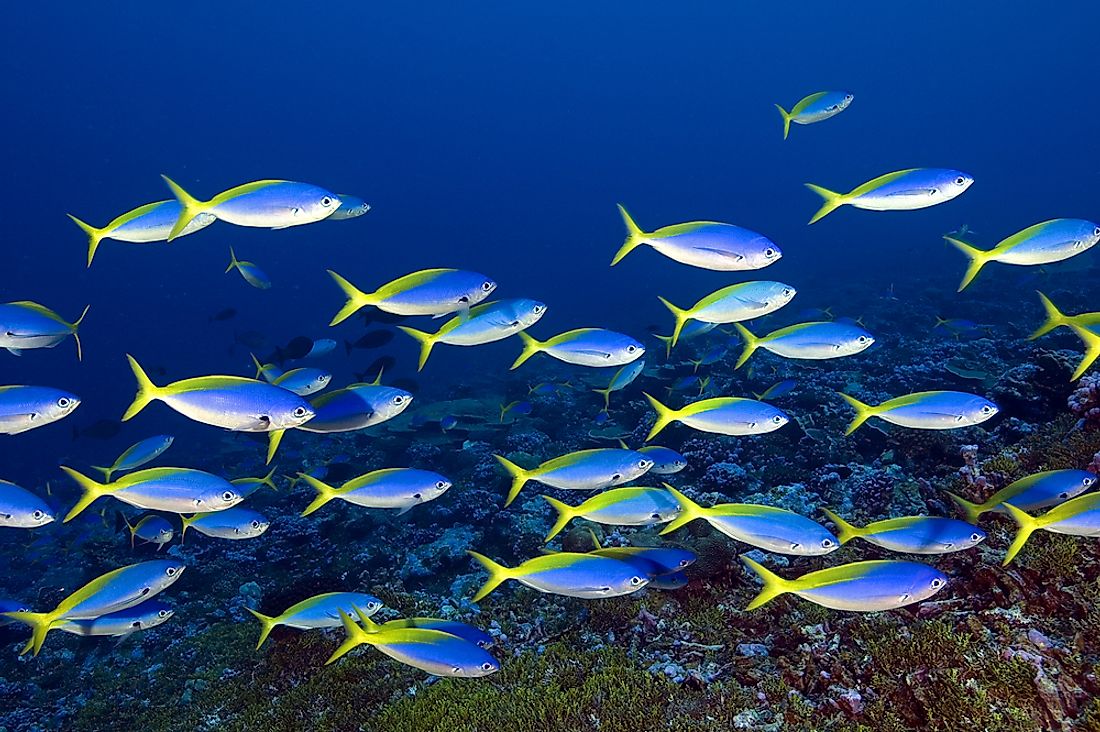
top-left (629, 576), bottom-right (644, 586)
top-left (637, 460), bottom-right (649, 469)
top-left (821, 538), bottom-right (835, 548)
top-left (158, 610), bottom-right (169, 618)
top-left (845, 94), bottom-right (853, 101)
top-left (930, 578), bottom-right (945, 590)
top-left (1085, 477), bottom-right (1096, 486)
top-left (970, 533), bottom-right (982, 542)
top-left (435, 480), bottom-right (448, 489)
top-left (980, 405), bottom-right (994, 414)
top-left (771, 415), bottom-right (783, 423)
top-left (1094, 227), bottom-right (1100, 238)
top-left (32, 510), bottom-right (43, 520)
top-left (782, 288), bottom-right (793, 297)
top-left (857, 336), bottom-right (868, 343)
top-left (533, 304), bottom-right (545, 314)
top-left (293, 406), bottom-right (309, 418)
top-left (321, 196), bottom-right (333, 207)
top-left (57, 397), bottom-right (71, 408)
top-left (481, 281), bottom-right (494, 291)
top-left (954, 176), bottom-right (966, 185)
top-left (481, 662), bottom-right (494, 671)
top-left (764, 247), bottom-right (776, 257)
top-left (250, 520), bottom-right (260, 529)
top-left (166, 567), bottom-right (178, 577)
top-left (222, 491), bottom-right (235, 502)
top-left (627, 345), bottom-right (637, 353)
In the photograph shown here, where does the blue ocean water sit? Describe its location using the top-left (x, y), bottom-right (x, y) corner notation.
top-left (3, 2), bottom-right (1100, 730)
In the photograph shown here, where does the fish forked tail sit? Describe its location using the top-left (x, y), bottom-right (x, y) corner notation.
top-left (68, 214), bottom-right (106, 268)
top-left (92, 464), bottom-right (115, 483)
top-left (820, 508), bottom-right (863, 545)
top-left (2, 610), bottom-right (57, 656)
top-left (943, 490), bottom-right (984, 524)
top-left (642, 392), bottom-right (680, 441)
top-left (611, 204), bottom-right (648, 266)
top-left (804, 183), bottom-right (846, 224)
top-left (774, 104), bottom-right (791, 140)
top-left (658, 483), bottom-right (706, 535)
top-left (466, 551), bottom-right (513, 603)
top-left (741, 556), bottom-right (793, 610)
top-left (944, 235), bottom-right (992, 292)
top-left (396, 326), bottom-right (437, 371)
top-left (266, 430), bottom-right (285, 465)
top-left (325, 606), bottom-right (381, 665)
top-left (1030, 291), bottom-right (1068, 340)
top-left (657, 296), bottom-right (693, 348)
top-left (653, 333), bottom-right (674, 359)
top-left (68, 305), bottom-right (90, 361)
top-left (1068, 324), bottom-right (1100, 381)
top-left (541, 494), bottom-right (578, 542)
top-left (121, 355), bottom-right (164, 421)
top-left (246, 608), bottom-right (280, 649)
top-left (327, 270), bottom-right (376, 326)
top-left (297, 473), bottom-right (340, 516)
top-left (836, 392), bottom-right (880, 436)
top-left (179, 514), bottom-right (200, 544)
top-left (60, 466), bottom-right (118, 522)
top-left (161, 175), bottom-right (211, 241)
top-left (225, 247), bottom-right (243, 275)
top-left (1001, 502), bottom-right (1042, 566)
top-left (510, 331), bottom-right (544, 370)
top-left (591, 385), bottom-right (612, 413)
top-left (494, 455), bottom-right (533, 508)
top-left (731, 323), bottom-right (760, 369)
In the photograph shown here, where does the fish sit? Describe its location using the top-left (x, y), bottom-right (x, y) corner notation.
top-left (225, 247), bottom-right (273, 290)
top-left (592, 360), bottom-right (645, 412)
top-left (3, 560), bottom-right (185, 655)
top-left (0, 301), bottom-right (90, 360)
top-left (246, 591), bottom-right (384, 648)
top-left (837, 391), bottom-right (999, 435)
top-left (326, 608), bottom-right (500, 677)
top-left (0, 480), bottom-right (54, 528)
top-left (499, 400), bottom-right (532, 423)
top-left (945, 469), bottom-right (1096, 523)
top-left (209, 308), bottom-right (237, 322)
top-left (494, 449), bottom-right (654, 508)
top-left (529, 381), bottom-right (573, 397)
top-left (93, 435), bottom-right (175, 482)
top-left (116, 513), bottom-right (175, 549)
top-left (630, 444), bottom-right (687, 474)
top-left (230, 467), bottom-right (279, 499)
top-left (379, 617), bottom-right (494, 649)
top-left (467, 550), bottom-right (649, 601)
top-left (688, 344), bottom-right (727, 372)
top-left (398, 299), bottom-right (547, 370)
top-left (511, 329), bottom-right (644, 369)
top-left (580, 532), bottom-right (697, 577)
top-left (161, 176), bottom-right (341, 239)
top-left (946, 219), bottom-right (1100, 291)
top-left (180, 507), bottom-right (270, 542)
top-left (1002, 494), bottom-right (1100, 564)
top-left (1029, 293), bottom-right (1100, 380)
top-left (72, 419), bottom-right (122, 441)
top-left (68, 200), bottom-right (216, 267)
top-left (660, 485), bottom-right (838, 556)
top-left (775, 91), bottom-right (854, 139)
top-left (57, 599), bottom-right (174, 638)
top-left (297, 468), bottom-right (452, 516)
top-left (440, 415), bottom-right (460, 431)
top-left (60, 466), bottom-right (244, 522)
top-left (327, 194), bottom-right (371, 220)
top-left (741, 557), bottom-right (947, 612)
top-left (251, 355), bottom-right (331, 396)
top-left (304, 338), bottom-right (337, 359)
top-left (298, 380), bottom-right (413, 433)
top-left (121, 356), bottom-right (315, 464)
top-left (613, 206), bottom-right (782, 271)
top-left (806, 168), bottom-right (974, 224)
top-left (328, 269), bottom-right (496, 324)
top-left (933, 317), bottom-right (989, 339)
top-left (0, 386), bottom-right (81, 435)
top-left (643, 393), bottom-right (788, 440)
top-left (273, 336), bottom-right (314, 362)
top-left (732, 321), bottom-right (875, 368)
top-left (753, 379), bottom-right (797, 400)
top-left (542, 486), bottom-right (681, 541)
top-left (653, 322), bottom-right (718, 358)
top-left (822, 510), bottom-right (985, 554)
top-left (345, 330), bottom-right (395, 354)
top-left (658, 281), bottom-right (797, 347)
top-left (649, 571), bottom-right (689, 590)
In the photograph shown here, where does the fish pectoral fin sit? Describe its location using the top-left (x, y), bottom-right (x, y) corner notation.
top-left (695, 247), bottom-right (744, 260)
top-left (6, 348), bottom-right (22, 356)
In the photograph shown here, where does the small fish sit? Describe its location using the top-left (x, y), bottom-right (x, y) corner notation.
top-left (689, 344), bottom-right (726, 371)
top-left (379, 617), bottom-right (494, 649)
top-left (68, 200), bottom-right (216, 267)
top-left (61, 466), bottom-right (243, 522)
top-left (345, 330), bottom-right (395, 354)
top-left (1002, 494), bottom-right (1100, 564)
top-left (398, 299), bottom-right (547, 370)
top-left (592, 360), bottom-right (645, 412)
top-left (732, 321), bottom-right (874, 368)
top-left (806, 169), bottom-right (974, 224)
top-left (209, 308), bottom-right (237, 322)
top-left (3, 560), bottom-right (185, 656)
top-left (653, 322), bottom-right (719, 358)
top-left (0, 386), bottom-right (81, 435)
top-left (632, 444), bottom-right (687, 474)
top-left (542, 486), bottom-right (681, 541)
top-left (246, 591), bottom-right (383, 648)
top-left (440, 415), bottom-right (460, 432)
top-left (528, 381), bottom-right (573, 397)
top-left (838, 391), bottom-right (999, 435)
top-left (947, 219), bottom-right (1100, 291)
top-left (273, 336), bottom-right (314, 362)
top-left (304, 338), bottom-right (337, 359)
top-left (116, 513), bottom-right (174, 549)
top-left (499, 400), bottom-right (532, 423)
top-left (933, 317), bottom-right (989, 339)
top-left (0, 480), bottom-right (54, 528)
top-left (512, 329), bottom-right (644, 370)
top-left (945, 469), bottom-right (1095, 523)
top-left (161, 176), bottom-right (341, 240)
top-left (649, 571), bottom-right (689, 591)
top-left (298, 468), bottom-right (452, 516)
top-left (251, 355), bottom-right (331, 396)
top-left (1029, 293), bottom-right (1100, 380)
top-left (121, 356), bottom-right (315, 464)
top-left (658, 281), bottom-right (797, 347)
top-left (753, 379), bottom-right (797, 401)
top-left (298, 382), bottom-right (413, 433)
top-left (822, 510), bottom-right (985, 555)
top-left (225, 247), bottom-right (272, 290)
top-left (775, 91), bottom-right (854, 139)
top-left (94, 435), bottom-right (175, 482)
top-left (643, 393), bottom-right (788, 440)
top-left (741, 557), bottom-right (947, 612)
top-left (326, 608), bottom-right (500, 677)
top-left (581, 532), bottom-right (696, 577)
top-left (327, 194), bottom-right (371, 220)
top-left (72, 419), bottom-right (121, 441)
top-left (467, 550), bottom-right (648, 601)
top-left (328, 269), bottom-right (496, 324)
top-left (613, 206), bottom-right (782, 271)
top-left (0, 301), bottom-right (90, 360)
top-left (180, 507), bottom-right (270, 542)
top-left (660, 485), bottom-right (837, 556)
top-left (57, 599), bottom-right (174, 638)
top-left (494, 449), bottom-right (654, 508)
top-left (666, 375), bottom-right (707, 395)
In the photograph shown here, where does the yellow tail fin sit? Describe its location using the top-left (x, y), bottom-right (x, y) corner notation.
top-left (92, 465), bottom-right (115, 482)
top-left (60, 466), bottom-right (116, 522)
top-left (494, 455), bottom-right (532, 508)
top-left (805, 183), bottom-right (846, 224)
top-left (1001, 502), bottom-right (1041, 566)
top-left (653, 333), bottom-right (674, 359)
top-left (1030, 292), bottom-right (1067, 340)
top-left (121, 355), bottom-right (162, 421)
top-left (68, 214), bottom-right (105, 268)
top-left (541, 494), bottom-right (577, 542)
top-left (945, 236), bottom-right (992, 292)
top-left (611, 204), bottom-right (647, 265)
top-left (774, 104), bottom-right (791, 140)
top-left (396, 326), bottom-right (436, 371)
top-left (658, 483), bottom-right (705, 535)
top-left (836, 392), bottom-right (878, 435)
top-left (246, 608), bottom-right (279, 649)
top-left (325, 608), bottom-right (378, 665)
top-left (657, 296), bottom-right (693, 348)
top-left (266, 430), bottom-right (285, 465)
top-left (298, 473), bottom-right (339, 516)
top-left (467, 551), bottom-right (513, 602)
top-left (2, 610), bottom-right (57, 656)
top-left (510, 331), bottom-right (544, 370)
top-left (70, 305), bottom-right (90, 361)
top-left (226, 247), bottom-right (242, 275)
top-left (592, 386), bottom-right (612, 413)
top-left (1068, 324), bottom-right (1100, 381)
top-left (327, 270), bottom-right (374, 326)
top-left (944, 490), bottom-right (984, 524)
top-left (642, 392), bottom-right (681, 441)
top-left (820, 508), bottom-right (862, 545)
top-left (731, 323), bottom-right (760, 369)
top-left (161, 175), bottom-right (209, 241)
top-left (741, 556), bottom-right (792, 610)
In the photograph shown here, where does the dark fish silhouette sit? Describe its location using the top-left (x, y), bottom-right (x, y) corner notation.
top-left (72, 419), bottom-right (122, 441)
top-left (345, 330), bottom-right (394, 354)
